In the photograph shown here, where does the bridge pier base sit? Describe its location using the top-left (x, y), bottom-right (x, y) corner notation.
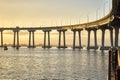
top-left (0, 30), bottom-right (3, 47)
top-left (86, 28), bottom-right (98, 50)
top-left (28, 30), bottom-right (36, 48)
top-left (57, 29), bottom-right (67, 48)
top-left (72, 28), bottom-right (83, 49)
top-left (42, 29), bottom-right (52, 48)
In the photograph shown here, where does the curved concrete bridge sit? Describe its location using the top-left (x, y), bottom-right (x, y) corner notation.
top-left (0, 0), bottom-right (120, 50)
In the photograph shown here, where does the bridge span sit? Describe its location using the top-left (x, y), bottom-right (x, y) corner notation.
top-left (0, 0), bottom-right (120, 50)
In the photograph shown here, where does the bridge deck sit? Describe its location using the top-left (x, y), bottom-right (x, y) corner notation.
top-left (0, 27), bottom-right (63, 31)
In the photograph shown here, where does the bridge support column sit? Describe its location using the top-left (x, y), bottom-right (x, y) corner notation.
top-left (0, 30), bottom-right (3, 47)
top-left (73, 30), bottom-right (76, 49)
top-left (13, 30), bottom-right (20, 48)
top-left (93, 29), bottom-right (98, 49)
top-left (86, 28), bottom-right (98, 50)
top-left (58, 31), bottom-right (61, 48)
top-left (43, 31), bottom-right (46, 48)
top-left (87, 29), bottom-right (91, 49)
top-left (78, 30), bottom-right (82, 49)
top-left (99, 26), bottom-right (113, 50)
top-left (28, 30), bottom-right (36, 48)
top-left (100, 29), bottom-right (106, 50)
top-left (110, 28), bottom-right (113, 47)
top-left (72, 29), bottom-right (83, 49)
top-left (115, 27), bottom-right (119, 47)
top-left (42, 29), bottom-right (52, 48)
top-left (57, 29), bottom-right (67, 48)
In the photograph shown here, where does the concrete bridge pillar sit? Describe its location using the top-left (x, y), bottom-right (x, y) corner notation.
top-left (72, 28), bottom-right (83, 49)
top-left (58, 31), bottom-right (61, 48)
top-left (73, 30), bottom-right (76, 49)
top-left (57, 29), bottom-right (67, 48)
top-left (78, 31), bottom-right (82, 48)
top-left (13, 30), bottom-right (20, 48)
top-left (87, 29), bottom-right (91, 49)
top-left (93, 29), bottom-right (98, 49)
top-left (99, 26), bottom-right (113, 50)
top-left (0, 30), bottom-right (3, 47)
top-left (114, 27), bottom-right (119, 47)
top-left (110, 28), bottom-right (113, 47)
top-left (28, 30), bottom-right (36, 48)
top-left (42, 29), bottom-right (52, 48)
top-left (86, 28), bottom-right (98, 50)
top-left (100, 28), bottom-right (106, 50)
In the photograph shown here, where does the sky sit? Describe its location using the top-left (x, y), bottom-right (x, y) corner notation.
top-left (0, 0), bottom-right (111, 27)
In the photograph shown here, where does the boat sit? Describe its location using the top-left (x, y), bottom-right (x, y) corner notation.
top-left (4, 44), bottom-right (8, 50)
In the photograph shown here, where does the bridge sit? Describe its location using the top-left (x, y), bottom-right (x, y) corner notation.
top-left (0, 0), bottom-right (120, 50)
top-left (108, 47), bottom-right (120, 80)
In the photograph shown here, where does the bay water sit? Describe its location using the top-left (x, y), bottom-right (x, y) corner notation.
top-left (0, 47), bottom-right (108, 80)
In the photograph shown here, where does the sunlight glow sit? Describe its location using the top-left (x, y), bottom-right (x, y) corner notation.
top-left (0, 0), bottom-right (112, 27)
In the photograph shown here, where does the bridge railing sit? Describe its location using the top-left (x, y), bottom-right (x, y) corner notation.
top-left (108, 47), bottom-right (120, 80)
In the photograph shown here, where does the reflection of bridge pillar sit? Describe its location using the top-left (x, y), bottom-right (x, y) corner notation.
top-left (86, 28), bottom-right (98, 50)
top-left (13, 30), bottom-right (20, 48)
top-left (115, 27), bottom-right (119, 47)
top-left (0, 30), bottom-right (3, 47)
top-left (42, 29), bottom-right (51, 48)
top-left (57, 29), bottom-right (67, 48)
top-left (72, 28), bottom-right (83, 49)
top-left (28, 30), bottom-right (36, 48)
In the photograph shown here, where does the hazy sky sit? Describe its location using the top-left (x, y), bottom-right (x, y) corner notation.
top-left (0, 0), bottom-right (111, 27)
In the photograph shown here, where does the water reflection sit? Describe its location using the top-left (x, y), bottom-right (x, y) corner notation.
top-left (0, 48), bottom-right (108, 80)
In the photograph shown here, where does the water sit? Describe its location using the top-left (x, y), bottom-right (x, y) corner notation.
top-left (0, 47), bottom-right (108, 80)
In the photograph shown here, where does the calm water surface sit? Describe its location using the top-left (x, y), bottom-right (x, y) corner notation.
top-left (0, 47), bottom-right (108, 80)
